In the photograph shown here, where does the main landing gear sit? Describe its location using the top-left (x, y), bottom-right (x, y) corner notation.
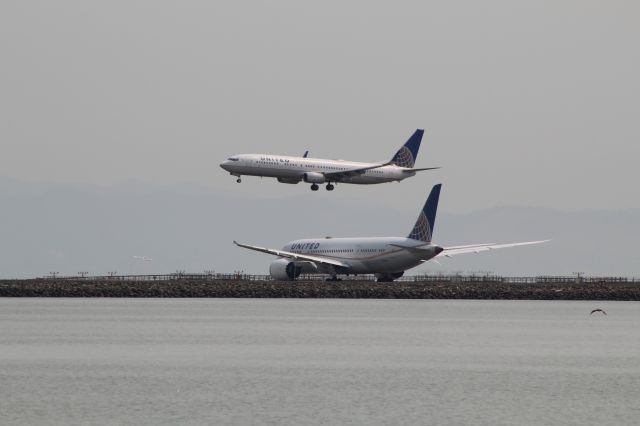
top-left (310, 183), bottom-right (335, 191)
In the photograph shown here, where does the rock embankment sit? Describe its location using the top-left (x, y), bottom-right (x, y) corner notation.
top-left (1, 279), bottom-right (639, 300)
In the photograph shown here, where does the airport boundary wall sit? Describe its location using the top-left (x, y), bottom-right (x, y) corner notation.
top-left (24, 273), bottom-right (640, 284)
top-left (1, 274), bottom-right (639, 300)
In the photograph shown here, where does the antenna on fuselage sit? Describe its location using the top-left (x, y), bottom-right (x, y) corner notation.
top-left (303, 151), bottom-right (309, 158)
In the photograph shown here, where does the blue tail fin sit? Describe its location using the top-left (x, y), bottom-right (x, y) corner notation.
top-left (408, 184), bottom-right (441, 243)
top-left (391, 129), bottom-right (424, 168)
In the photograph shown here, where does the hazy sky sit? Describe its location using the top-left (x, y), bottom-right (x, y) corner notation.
top-left (1, 1), bottom-right (639, 212)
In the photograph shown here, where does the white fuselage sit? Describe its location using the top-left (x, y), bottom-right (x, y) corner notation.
top-left (220, 154), bottom-right (414, 184)
top-left (281, 237), bottom-right (442, 276)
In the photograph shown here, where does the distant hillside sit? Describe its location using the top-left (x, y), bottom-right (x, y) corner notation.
top-left (1, 177), bottom-right (638, 278)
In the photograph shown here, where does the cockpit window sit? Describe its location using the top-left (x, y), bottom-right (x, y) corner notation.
top-left (227, 157), bottom-right (239, 161)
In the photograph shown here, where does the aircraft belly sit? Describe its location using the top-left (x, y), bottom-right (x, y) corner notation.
top-left (276, 169), bottom-right (303, 178)
top-left (340, 176), bottom-right (390, 185)
top-left (346, 260), bottom-right (368, 274)
top-left (357, 252), bottom-right (423, 274)
top-left (247, 166), bottom-right (301, 178)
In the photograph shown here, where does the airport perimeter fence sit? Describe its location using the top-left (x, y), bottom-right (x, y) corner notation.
top-left (42, 272), bottom-right (640, 284)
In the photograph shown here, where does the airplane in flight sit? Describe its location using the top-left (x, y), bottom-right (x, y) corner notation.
top-left (234, 184), bottom-right (548, 281)
top-left (220, 129), bottom-right (439, 191)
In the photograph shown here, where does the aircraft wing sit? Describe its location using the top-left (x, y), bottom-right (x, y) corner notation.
top-left (233, 241), bottom-right (350, 268)
top-left (440, 240), bottom-right (549, 257)
top-left (321, 161), bottom-right (393, 179)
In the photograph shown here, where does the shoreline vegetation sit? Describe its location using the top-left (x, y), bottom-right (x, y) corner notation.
top-left (1, 279), bottom-right (639, 300)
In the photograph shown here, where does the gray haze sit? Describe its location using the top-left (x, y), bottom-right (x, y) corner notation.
top-left (1, 178), bottom-right (638, 278)
top-left (1, 2), bottom-right (639, 276)
top-left (1, 1), bottom-right (639, 210)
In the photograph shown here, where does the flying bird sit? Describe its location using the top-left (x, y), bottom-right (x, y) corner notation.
top-left (590, 308), bottom-right (607, 315)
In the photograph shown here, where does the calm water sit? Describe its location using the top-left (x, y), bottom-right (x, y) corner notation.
top-left (0, 299), bottom-right (639, 426)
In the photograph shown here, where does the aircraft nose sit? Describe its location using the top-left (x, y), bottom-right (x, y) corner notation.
top-left (220, 161), bottom-right (230, 170)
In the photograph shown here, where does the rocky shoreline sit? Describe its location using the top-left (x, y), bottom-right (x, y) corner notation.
top-left (1, 279), bottom-right (639, 300)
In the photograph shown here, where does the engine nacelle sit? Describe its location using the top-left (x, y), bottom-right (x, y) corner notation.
top-left (269, 258), bottom-right (302, 281)
top-left (303, 172), bottom-right (326, 184)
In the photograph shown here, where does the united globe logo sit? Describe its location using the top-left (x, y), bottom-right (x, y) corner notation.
top-left (392, 146), bottom-right (415, 168)
top-left (409, 212), bottom-right (432, 242)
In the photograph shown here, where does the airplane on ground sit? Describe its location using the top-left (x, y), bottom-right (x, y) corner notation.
top-left (234, 184), bottom-right (549, 281)
top-left (220, 129), bottom-right (439, 191)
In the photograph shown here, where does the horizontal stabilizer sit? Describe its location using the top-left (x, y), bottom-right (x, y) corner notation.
top-left (402, 166), bottom-right (440, 173)
top-left (441, 240), bottom-right (549, 257)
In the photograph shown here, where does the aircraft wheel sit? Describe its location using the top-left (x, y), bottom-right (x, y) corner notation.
top-left (326, 184), bottom-right (334, 191)
top-left (236, 177), bottom-right (242, 183)
top-left (311, 184), bottom-right (319, 191)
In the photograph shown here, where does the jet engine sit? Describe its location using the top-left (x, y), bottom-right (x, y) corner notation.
top-left (303, 172), bottom-right (326, 184)
top-left (269, 258), bottom-right (303, 280)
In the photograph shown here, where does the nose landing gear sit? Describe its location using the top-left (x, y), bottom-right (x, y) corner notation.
top-left (236, 178), bottom-right (242, 183)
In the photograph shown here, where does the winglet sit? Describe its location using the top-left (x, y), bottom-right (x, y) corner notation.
top-left (391, 129), bottom-right (424, 168)
top-left (408, 184), bottom-right (441, 243)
